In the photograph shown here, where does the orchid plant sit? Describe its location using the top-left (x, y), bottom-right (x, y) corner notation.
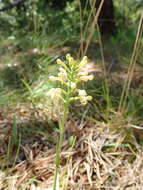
top-left (48, 54), bottom-right (94, 190)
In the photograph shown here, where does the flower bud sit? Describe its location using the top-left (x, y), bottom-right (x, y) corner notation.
top-left (58, 67), bottom-right (67, 78)
top-left (66, 53), bottom-right (72, 60)
top-left (70, 82), bottom-right (76, 89)
top-left (86, 96), bottom-right (92, 101)
top-left (79, 56), bottom-right (88, 68)
top-left (49, 76), bottom-right (59, 81)
top-left (78, 89), bottom-right (87, 96)
top-left (78, 71), bottom-right (88, 76)
top-left (57, 59), bottom-right (64, 65)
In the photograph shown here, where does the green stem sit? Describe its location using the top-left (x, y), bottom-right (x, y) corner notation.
top-left (53, 103), bottom-right (69, 190)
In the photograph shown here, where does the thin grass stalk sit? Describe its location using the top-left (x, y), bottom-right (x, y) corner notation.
top-left (78, 0), bottom-right (84, 57)
top-left (118, 13), bottom-right (143, 113)
top-left (12, 134), bottom-right (21, 168)
top-left (83, 0), bottom-right (104, 55)
top-left (82, 0), bottom-right (90, 21)
top-left (7, 137), bottom-right (12, 169)
top-left (96, 24), bottom-right (106, 76)
top-left (79, 0), bottom-right (96, 56)
top-left (96, 24), bottom-right (111, 110)
top-left (61, 136), bottom-right (76, 190)
top-left (84, 0), bottom-right (96, 33)
top-left (89, 4), bottom-right (106, 75)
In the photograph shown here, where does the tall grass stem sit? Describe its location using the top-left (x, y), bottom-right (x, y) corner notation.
top-left (118, 13), bottom-right (143, 113)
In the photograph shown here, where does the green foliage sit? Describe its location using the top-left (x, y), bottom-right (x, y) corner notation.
top-left (115, 0), bottom-right (143, 28)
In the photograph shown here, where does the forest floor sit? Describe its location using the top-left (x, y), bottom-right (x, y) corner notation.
top-left (0, 37), bottom-right (143, 190)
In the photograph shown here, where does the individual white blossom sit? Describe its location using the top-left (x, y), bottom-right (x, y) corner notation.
top-left (78, 89), bottom-right (87, 96)
top-left (66, 53), bottom-right (73, 62)
top-left (66, 53), bottom-right (71, 60)
top-left (70, 82), bottom-right (76, 89)
top-left (79, 75), bottom-right (94, 82)
top-left (49, 76), bottom-right (60, 81)
top-left (79, 95), bottom-right (92, 105)
top-left (78, 71), bottom-right (89, 76)
top-left (79, 56), bottom-right (88, 68)
top-left (57, 59), bottom-right (64, 65)
top-left (80, 96), bottom-right (92, 105)
top-left (78, 89), bottom-right (92, 105)
top-left (58, 67), bottom-right (67, 79)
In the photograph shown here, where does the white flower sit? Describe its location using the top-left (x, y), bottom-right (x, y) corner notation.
top-left (86, 96), bottom-right (92, 101)
top-left (70, 82), bottom-right (76, 89)
top-left (57, 59), bottom-right (64, 65)
top-left (49, 76), bottom-right (60, 81)
top-left (58, 67), bottom-right (67, 78)
top-left (59, 67), bottom-right (66, 73)
top-left (66, 53), bottom-right (72, 61)
top-left (79, 95), bottom-right (92, 105)
top-left (66, 53), bottom-right (75, 66)
top-left (79, 75), bottom-right (94, 82)
top-left (79, 56), bottom-right (88, 68)
top-left (78, 89), bottom-right (87, 96)
top-left (78, 71), bottom-right (88, 76)
top-left (78, 89), bottom-right (92, 105)
top-left (49, 54), bottom-right (93, 107)
top-left (47, 88), bottom-right (62, 99)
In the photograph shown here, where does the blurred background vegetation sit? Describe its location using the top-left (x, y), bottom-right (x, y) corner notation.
top-left (0, 0), bottom-right (142, 45)
top-left (0, 0), bottom-right (142, 116)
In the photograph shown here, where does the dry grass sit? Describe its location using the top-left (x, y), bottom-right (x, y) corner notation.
top-left (1, 111), bottom-right (143, 190)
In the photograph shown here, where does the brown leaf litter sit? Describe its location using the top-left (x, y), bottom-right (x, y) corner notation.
top-left (1, 110), bottom-right (143, 190)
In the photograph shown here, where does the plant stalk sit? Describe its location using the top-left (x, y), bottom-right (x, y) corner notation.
top-left (53, 103), bottom-right (69, 190)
